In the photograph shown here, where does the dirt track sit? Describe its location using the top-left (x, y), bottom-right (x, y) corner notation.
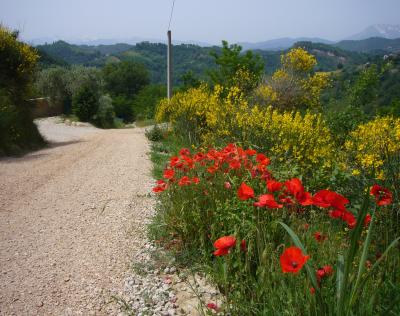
top-left (0, 118), bottom-right (154, 315)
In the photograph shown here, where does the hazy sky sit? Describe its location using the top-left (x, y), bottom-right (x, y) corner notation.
top-left (1, 0), bottom-right (399, 44)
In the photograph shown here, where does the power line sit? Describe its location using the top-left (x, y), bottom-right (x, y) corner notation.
top-left (168, 0), bottom-right (176, 31)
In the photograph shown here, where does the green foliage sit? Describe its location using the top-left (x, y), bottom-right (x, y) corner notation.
top-left (103, 60), bottom-right (149, 98)
top-left (145, 125), bottom-right (165, 142)
top-left (35, 66), bottom-right (70, 110)
top-left (112, 95), bottom-right (135, 123)
top-left (35, 65), bottom-right (103, 114)
top-left (324, 105), bottom-right (367, 145)
top-left (0, 89), bottom-right (44, 155)
top-left (348, 64), bottom-right (379, 110)
top-left (72, 85), bottom-right (99, 122)
top-left (208, 41), bottom-right (264, 93)
top-left (66, 66), bottom-right (104, 98)
top-left (324, 54), bottom-right (400, 119)
top-left (0, 26), bottom-right (44, 155)
top-left (132, 84), bottom-right (166, 120)
top-left (180, 70), bottom-right (201, 90)
top-left (94, 94), bottom-right (116, 128)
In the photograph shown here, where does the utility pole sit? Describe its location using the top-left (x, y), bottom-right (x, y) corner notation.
top-left (167, 30), bottom-right (172, 100)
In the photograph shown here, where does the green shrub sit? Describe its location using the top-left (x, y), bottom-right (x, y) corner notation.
top-left (0, 26), bottom-right (44, 155)
top-left (324, 104), bottom-right (367, 145)
top-left (133, 84), bottom-right (166, 120)
top-left (0, 89), bottom-right (44, 155)
top-left (145, 125), bottom-right (164, 142)
top-left (103, 60), bottom-right (149, 98)
top-left (94, 94), bottom-right (115, 128)
top-left (72, 85), bottom-right (99, 122)
top-left (112, 95), bottom-right (135, 122)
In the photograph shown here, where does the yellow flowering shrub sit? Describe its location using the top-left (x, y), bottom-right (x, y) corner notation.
top-left (156, 84), bottom-right (220, 142)
top-left (251, 84), bottom-right (278, 107)
top-left (256, 48), bottom-right (330, 110)
top-left (0, 26), bottom-right (38, 91)
top-left (157, 84), bottom-right (335, 171)
top-left (281, 47), bottom-right (317, 73)
top-left (238, 106), bottom-right (335, 170)
top-left (345, 116), bottom-right (400, 177)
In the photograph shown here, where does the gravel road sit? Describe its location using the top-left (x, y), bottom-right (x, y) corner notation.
top-left (0, 117), bottom-right (155, 315)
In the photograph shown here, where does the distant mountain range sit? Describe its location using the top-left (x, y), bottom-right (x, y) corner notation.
top-left (346, 24), bottom-right (400, 40)
top-left (335, 37), bottom-right (400, 53)
top-left (239, 37), bottom-right (334, 51)
top-left (28, 24), bottom-right (400, 51)
top-left (26, 36), bottom-right (212, 47)
top-left (237, 25), bottom-right (400, 51)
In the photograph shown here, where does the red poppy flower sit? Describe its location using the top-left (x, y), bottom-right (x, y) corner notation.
top-left (313, 190), bottom-right (349, 211)
top-left (329, 209), bottom-right (357, 228)
top-left (237, 183), bottom-right (255, 200)
top-left (229, 160), bottom-right (241, 170)
top-left (181, 156), bottom-right (194, 169)
top-left (207, 165), bottom-right (218, 174)
top-left (342, 211), bottom-right (357, 229)
top-left (254, 194), bottom-right (283, 208)
top-left (193, 152), bottom-right (206, 162)
top-left (152, 180), bottom-right (168, 193)
top-left (256, 153), bottom-right (270, 165)
top-left (179, 148), bottom-right (191, 156)
top-left (267, 179), bottom-right (283, 193)
top-left (328, 209), bottom-right (343, 219)
top-left (310, 287), bottom-right (315, 295)
top-left (323, 265), bottom-right (333, 275)
top-left (152, 186), bottom-right (166, 193)
top-left (163, 168), bottom-right (175, 179)
top-left (285, 178), bottom-right (303, 195)
top-left (192, 177), bottom-right (200, 184)
top-left (316, 265), bottom-right (333, 283)
top-left (316, 268), bottom-right (325, 281)
top-left (213, 236), bottom-right (236, 256)
top-left (364, 213), bottom-right (372, 227)
top-left (245, 149), bottom-right (257, 156)
top-left (178, 176), bottom-right (191, 186)
top-left (206, 302), bottom-right (219, 311)
top-left (169, 156), bottom-right (180, 167)
top-left (370, 184), bottom-right (393, 206)
top-left (284, 178), bottom-right (313, 206)
top-left (280, 246), bottom-right (310, 273)
top-left (224, 182), bottom-right (232, 189)
top-left (314, 231), bottom-right (327, 242)
top-left (296, 191), bottom-right (314, 206)
top-left (279, 195), bottom-right (294, 205)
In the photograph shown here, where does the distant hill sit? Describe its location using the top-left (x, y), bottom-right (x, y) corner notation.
top-left (239, 37), bottom-right (334, 51)
top-left (335, 37), bottom-right (400, 53)
top-left (112, 42), bottom-right (218, 84)
top-left (37, 41), bottom-right (219, 85)
top-left (37, 41), bottom-right (103, 64)
top-left (36, 48), bottom-right (68, 67)
top-left (256, 41), bottom-right (368, 74)
top-left (36, 39), bottom-right (378, 84)
top-left (347, 24), bottom-right (400, 40)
